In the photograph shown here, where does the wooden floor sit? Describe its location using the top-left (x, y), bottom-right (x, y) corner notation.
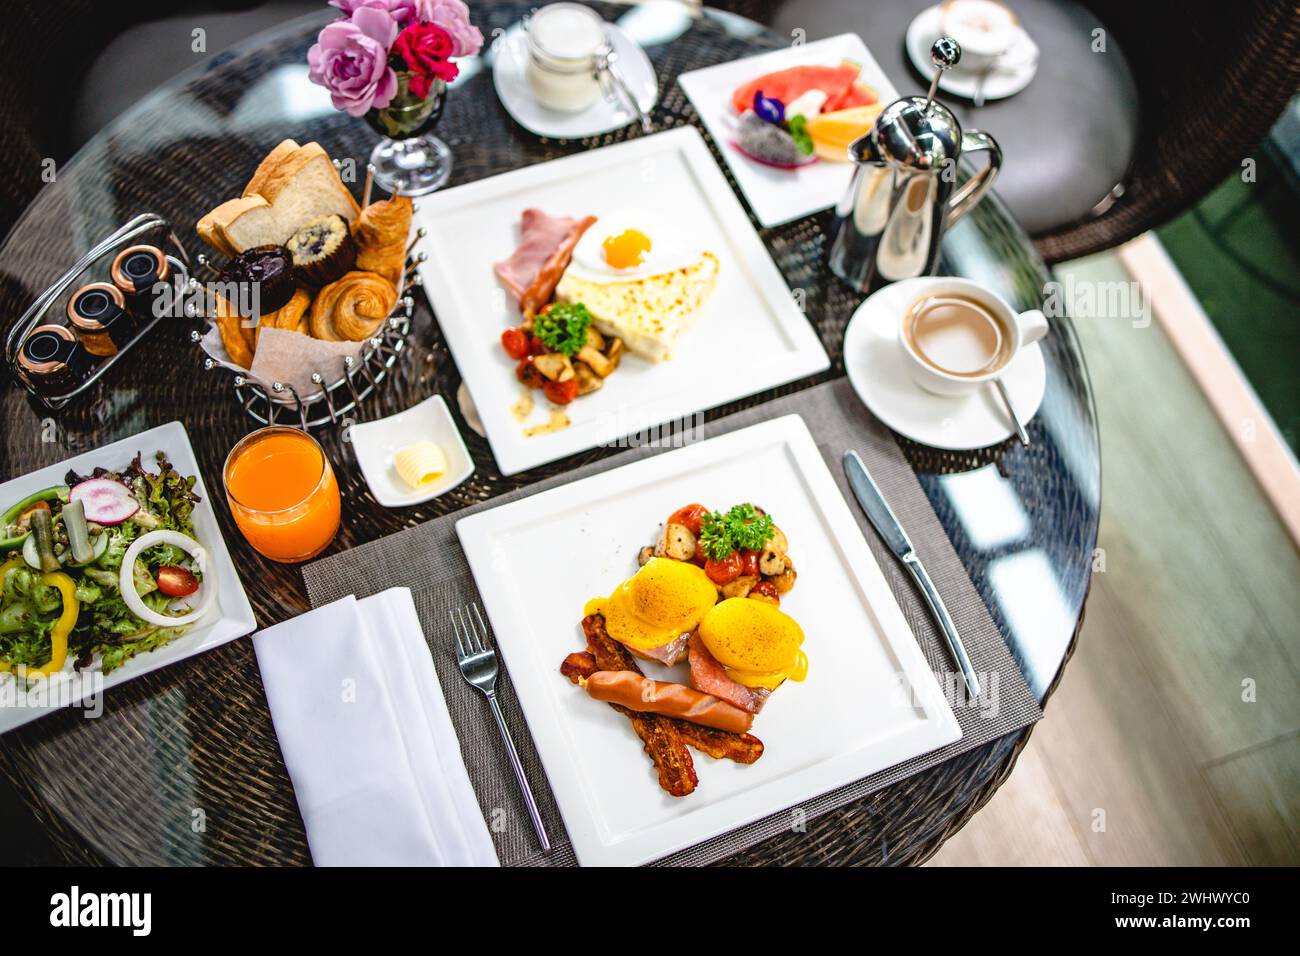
top-left (929, 249), bottom-right (1300, 866)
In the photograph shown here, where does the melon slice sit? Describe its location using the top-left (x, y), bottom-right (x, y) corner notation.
top-left (806, 104), bottom-right (884, 162)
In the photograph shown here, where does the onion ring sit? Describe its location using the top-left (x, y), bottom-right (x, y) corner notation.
top-left (119, 530), bottom-right (217, 628)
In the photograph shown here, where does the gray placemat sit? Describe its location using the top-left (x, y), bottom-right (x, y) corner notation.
top-left (302, 379), bottom-right (1041, 866)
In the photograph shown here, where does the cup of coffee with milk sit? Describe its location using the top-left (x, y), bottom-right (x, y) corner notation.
top-left (899, 278), bottom-right (1047, 397)
top-left (940, 0), bottom-right (1025, 73)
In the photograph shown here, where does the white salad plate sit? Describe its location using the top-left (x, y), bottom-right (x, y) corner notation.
top-left (457, 414), bottom-right (961, 866)
top-left (843, 278), bottom-right (1047, 450)
top-left (905, 5), bottom-right (1039, 103)
top-left (349, 395), bottom-right (475, 508)
top-left (678, 33), bottom-right (899, 228)
top-left (0, 421), bottom-right (256, 734)
top-left (414, 126), bottom-right (829, 476)
top-left (491, 19), bottom-right (658, 140)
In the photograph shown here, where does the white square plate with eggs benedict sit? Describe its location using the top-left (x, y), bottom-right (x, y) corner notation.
top-left (456, 415), bottom-right (960, 866)
top-left (413, 127), bottom-right (829, 476)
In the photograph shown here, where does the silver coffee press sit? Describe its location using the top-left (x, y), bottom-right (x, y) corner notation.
top-left (827, 37), bottom-right (1002, 293)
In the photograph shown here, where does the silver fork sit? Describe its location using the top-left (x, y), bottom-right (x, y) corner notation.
top-left (451, 603), bottom-right (551, 852)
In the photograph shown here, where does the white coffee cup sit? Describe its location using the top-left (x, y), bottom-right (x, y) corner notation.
top-left (940, 0), bottom-right (1022, 73)
top-left (897, 277), bottom-right (1048, 397)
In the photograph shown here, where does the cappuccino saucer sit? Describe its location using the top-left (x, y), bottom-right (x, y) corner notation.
top-left (905, 4), bottom-right (1039, 103)
top-left (842, 278), bottom-right (1047, 451)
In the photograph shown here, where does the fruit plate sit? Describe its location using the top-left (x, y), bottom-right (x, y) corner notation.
top-left (0, 421), bottom-right (256, 734)
top-left (678, 33), bottom-right (899, 228)
top-left (413, 126), bottom-right (829, 476)
top-left (456, 414), bottom-right (960, 866)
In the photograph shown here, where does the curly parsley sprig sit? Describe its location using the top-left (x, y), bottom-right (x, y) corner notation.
top-left (698, 503), bottom-right (775, 561)
top-left (533, 302), bottom-right (591, 357)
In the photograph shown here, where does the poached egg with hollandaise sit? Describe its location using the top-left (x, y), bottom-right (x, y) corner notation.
top-left (584, 557), bottom-right (717, 663)
top-left (697, 597), bottom-right (807, 691)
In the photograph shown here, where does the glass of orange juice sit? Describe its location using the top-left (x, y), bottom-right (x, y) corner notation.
top-left (223, 426), bottom-right (341, 563)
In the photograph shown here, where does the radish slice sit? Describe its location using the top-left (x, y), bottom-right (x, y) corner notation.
top-left (69, 479), bottom-right (139, 526)
top-left (119, 530), bottom-right (216, 629)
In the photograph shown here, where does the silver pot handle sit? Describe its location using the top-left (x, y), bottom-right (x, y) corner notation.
top-left (947, 129), bottom-right (1001, 225)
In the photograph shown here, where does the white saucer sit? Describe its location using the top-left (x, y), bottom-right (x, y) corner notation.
top-left (490, 20), bottom-right (658, 140)
top-left (905, 4), bottom-right (1039, 103)
top-left (843, 278), bottom-right (1047, 450)
top-left (349, 395), bottom-right (475, 507)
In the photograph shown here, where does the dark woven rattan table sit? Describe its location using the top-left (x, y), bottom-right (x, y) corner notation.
top-left (0, 1), bottom-right (1099, 866)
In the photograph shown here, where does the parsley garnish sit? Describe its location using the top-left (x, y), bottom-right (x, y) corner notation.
top-left (786, 115), bottom-right (814, 156)
top-left (698, 503), bottom-right (775, 561)
top-left (533, 302), bottom-right (591, 357)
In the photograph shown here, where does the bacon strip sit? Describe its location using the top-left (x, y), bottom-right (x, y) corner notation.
top-left (579, 614), bottom-right (696, 797)
top-left (519, 215), bottom-right (596, 319)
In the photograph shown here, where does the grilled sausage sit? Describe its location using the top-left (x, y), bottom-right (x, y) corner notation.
top-left (583, 670), bottom-right (755, 734)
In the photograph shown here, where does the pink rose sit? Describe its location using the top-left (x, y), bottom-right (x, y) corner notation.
top-left (413, 0), bottom-right (483, 57)
top-left (308, 6), bottom-right (400, 116)
top-left (329, 0), bottom-right (421, 21)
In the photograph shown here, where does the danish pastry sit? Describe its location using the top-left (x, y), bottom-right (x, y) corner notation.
top-left (309, 271), bottom-right (398, 342)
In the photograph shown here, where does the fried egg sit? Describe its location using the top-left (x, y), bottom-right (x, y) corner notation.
top-left (563, 209), bottom-right (701, 284)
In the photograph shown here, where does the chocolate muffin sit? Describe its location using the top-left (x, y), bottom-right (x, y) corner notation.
top-left (287, 215), bottom-right (356, 286)
top-left (217, 245), bottom-right (295, 316)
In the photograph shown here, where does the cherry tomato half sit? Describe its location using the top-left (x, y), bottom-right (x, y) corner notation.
top-left (750, 580), bottom-right (780, 605)
top-left (517, 358), bottom-right (545, 388)
top-left (156, 565), bottom-right (199, 598)
top-left (669, 504), bottom-right (708, 536)
top-left (704, 552), bottom-right (742, 585)
top-left (501, 327), bottom-right (530, 360)
top-left (739, 549), bottom-right (761, 576)
top-left (542, 378), bottom-right (579, 405)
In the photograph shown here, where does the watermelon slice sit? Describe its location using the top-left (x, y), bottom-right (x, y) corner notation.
top-left (730, 64), bottom-right (862, 115)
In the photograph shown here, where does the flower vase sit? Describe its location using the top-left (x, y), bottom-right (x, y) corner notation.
top-left (364, 74), bottom-right (450, 196)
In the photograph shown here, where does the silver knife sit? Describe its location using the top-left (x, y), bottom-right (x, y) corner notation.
top-left (843, 450), bottom-right (980, 698)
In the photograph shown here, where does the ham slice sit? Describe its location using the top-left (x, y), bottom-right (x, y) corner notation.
top-left (627, 633), bottom-right (690, 667)
top-left (688, 633), bottom-right (771, 715)
top-left (493, 209), bottom-right (595, 316)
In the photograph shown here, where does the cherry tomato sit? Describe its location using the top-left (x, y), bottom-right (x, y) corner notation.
top-left (516, 358), bottom-right (545, 388)
top-left (704, 552), bottom-right (742, 585)
top-left (156, 565), bottom-right (199, 597)
top-left (501, 327), bottom-right (530, 360)
top-left (669, 504), bottom-right (708, 536)
top-left (542, 378), bottom-right (579, 405)
top-left (750, 580), bottom-right (780, 605)
top-left (739, 549), bottom-right (761, 576)
top-left (528, 335), bottom-right (551, 356)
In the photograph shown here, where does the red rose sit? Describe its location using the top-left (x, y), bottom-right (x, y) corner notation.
top-left (395, 21), bottom-right (458, 98)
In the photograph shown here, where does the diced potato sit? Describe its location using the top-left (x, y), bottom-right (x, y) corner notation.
top-left (605, 337), bottom-right (625, 370)
top-left (533, 352), bottom-right (574, 382)
top-left (759, 547), bottom-right (786, 576)
top-left (637, 545), bottom-right (655, 567)
top-left (770, 561), bottom-right (797, 594)
top-left (584, 325), bottom-right (606, 351)
top-left (720, 574), bottom-right (758, 599)
top-left (573, 361), bottom-right (603, 396)
top-left (766, 525), bottom-right (788, 553)
top-left (654, 522), bottom-right (696, 561)
top-left (577, 346), bottom-right (615, 378)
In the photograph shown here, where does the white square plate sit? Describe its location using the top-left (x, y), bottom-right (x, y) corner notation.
top-left (0, 422), bottom-right (257, 734)
top-left (678, 33), bottom-right (899, 227)
top-left (414, 126), bottom-right (829, 476)
top-left (457, 414), bottom-right (960, 865)
top-left (350, 395), bottom-right (475, 508)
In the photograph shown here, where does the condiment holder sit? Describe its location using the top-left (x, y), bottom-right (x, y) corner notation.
top-left (4, 213), bottom-right (191, 410)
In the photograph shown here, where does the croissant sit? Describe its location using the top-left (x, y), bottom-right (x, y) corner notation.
top-left (353, 195), bottom-right (412, 287)
top-left (309, 271), bottom-right (398, 341)
top-left (256, 287), bottom-right (312, 347)
top-left (211, 293), bottom-right (254, 369)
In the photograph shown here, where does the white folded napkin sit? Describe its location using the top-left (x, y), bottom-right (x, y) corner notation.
top-left (253, 587), bottom-right (499, 867)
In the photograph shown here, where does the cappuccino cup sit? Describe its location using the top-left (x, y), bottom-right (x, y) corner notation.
top-left (940, 0), bottom-right (1024, 73)
top-left (898, 277), bottom-right (1048, 397)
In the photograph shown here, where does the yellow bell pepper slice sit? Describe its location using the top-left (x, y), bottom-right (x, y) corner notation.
top-left (0, 556), bottom-right (78, 678)
top-left (0, 555), bottom-right (20, 674)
